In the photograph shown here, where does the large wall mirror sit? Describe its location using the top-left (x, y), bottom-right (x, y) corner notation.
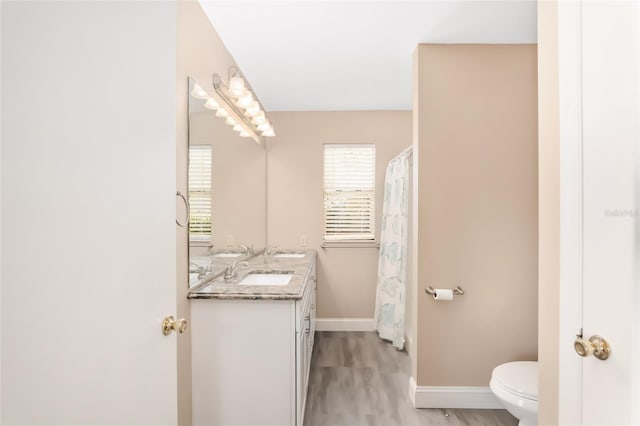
top-left (187, 77), bottom-right (266, 287)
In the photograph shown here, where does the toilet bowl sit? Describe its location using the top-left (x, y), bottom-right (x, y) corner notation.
top-left (490, 361), bottom-right (538, 426)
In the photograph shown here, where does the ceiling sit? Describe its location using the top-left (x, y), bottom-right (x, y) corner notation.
top-left (199, 1), bottom-right (537, 111)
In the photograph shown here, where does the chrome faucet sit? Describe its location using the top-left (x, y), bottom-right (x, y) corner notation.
top-left (239, 244), bottom-right (253, 256)
top-left (264, 244), bottom-right (279, 262)
top-left (224, 260), bottom-right (249, 281)
top-left (189, 262), bottom-right (206, 278)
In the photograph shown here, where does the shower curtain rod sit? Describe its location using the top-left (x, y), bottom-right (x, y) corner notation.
top-left (396, 145), bottom-right (413, 160)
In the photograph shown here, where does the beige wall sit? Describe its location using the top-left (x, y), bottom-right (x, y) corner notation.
top-left (414, 44), bottom-right (538, 386)
top-left (177, 2), bottom-right (248, 424)
top-left (267, 111), bottom-right (411, 318)
top-left (537, 1), bottom-right (560, 424)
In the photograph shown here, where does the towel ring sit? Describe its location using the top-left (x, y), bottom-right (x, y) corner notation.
top-left (176, 190), bottom-right (190, 227)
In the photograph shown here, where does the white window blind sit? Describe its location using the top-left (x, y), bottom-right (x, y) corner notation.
top-left (188, 145), bottom-right (212, 240)
top-left (323, 144), bottom-right (376, 241)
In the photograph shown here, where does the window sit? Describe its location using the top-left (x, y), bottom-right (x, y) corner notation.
top-left (323, 144), bottom-right (376, 241)
top-left (188, 145), bottom-right (212, 241)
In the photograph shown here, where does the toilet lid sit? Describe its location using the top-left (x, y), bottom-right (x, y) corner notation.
top-left (492, 361), bottom-right (538, 400)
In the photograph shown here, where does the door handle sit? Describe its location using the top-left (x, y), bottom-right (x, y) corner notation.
top-left (176, 191), bottom-right (190, 228)
top-left (574, 334), bottom-right (610, 360)
top-left (162, 316), bottom-right (188, 336)
top-left (303, 315), bottom-right (311, 334)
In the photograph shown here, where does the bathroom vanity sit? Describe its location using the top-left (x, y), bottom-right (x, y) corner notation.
top-left (189, 250), bottom-right (317, 426)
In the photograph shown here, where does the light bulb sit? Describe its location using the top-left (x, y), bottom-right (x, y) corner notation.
top-left (245, 101), bottom-right (261, 117)
top-left (236, 91), bottom-right (254, 109)
top-left (225, 117), bottom-right (236, 126)
top-left (228, 76), bottom-right (246, 98)
top-left (191, 83), bottom-right (208, 100)
top-left (204, 98), bottom-right (219, 110)
top-left (239, 130), bottom-right (251, 137)
top-left (257, 121), bottom-right (271, 131)
top-left (261, 128), bottom-right (275, 137)
top-left (251, 112), bottom-right (266, 125)
top-left (215, 108), bottom-right (228, 118)
top-left (233, 124), bottom-right (243, 132)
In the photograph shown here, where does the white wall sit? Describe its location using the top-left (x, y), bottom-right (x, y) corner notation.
top-left (2, 2), bottom-right (177, 423)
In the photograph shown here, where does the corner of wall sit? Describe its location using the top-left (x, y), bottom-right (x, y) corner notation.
top-left (537, 0), bottom-right (561, 424)
top-left (410, 45), bottom-right (421, 383)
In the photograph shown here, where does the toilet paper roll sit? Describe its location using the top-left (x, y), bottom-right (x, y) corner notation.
top-left (433, 289), bottom-right (454, 301)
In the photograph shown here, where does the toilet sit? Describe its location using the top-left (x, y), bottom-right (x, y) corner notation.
top-left (490, 361), bottom-right (538, 426)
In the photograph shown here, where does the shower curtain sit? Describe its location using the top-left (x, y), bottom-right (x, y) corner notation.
top-left (375, 146), bottom-right (412, 350)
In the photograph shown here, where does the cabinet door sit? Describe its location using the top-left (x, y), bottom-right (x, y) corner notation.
top-left (305, 323), bottom-right (313, 389)
top-left (296, 330), bottom-right (306, 426)
top-left (310, 279), bottom-right (317, 347)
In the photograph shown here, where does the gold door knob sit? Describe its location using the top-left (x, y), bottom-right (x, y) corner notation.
top-left (574, 334), bottom-right (610, 360)
top-left (162, 316), bottom-right (188, 336)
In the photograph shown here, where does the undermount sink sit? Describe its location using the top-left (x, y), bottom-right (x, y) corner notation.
top-left (213, 252), bottom-right (243, 258)
top-left (273, 252), bottom-right (305, 259)
top-left (238, 270), bottom-right (295, 286)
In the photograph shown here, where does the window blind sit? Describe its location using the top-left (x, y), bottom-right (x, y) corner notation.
top-left (323, 144), bottom-right (376, 241)
top-left (188, 145), bottom-right (212, 240)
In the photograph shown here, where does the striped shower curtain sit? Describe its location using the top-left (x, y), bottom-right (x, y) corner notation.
top-left (374, 146), bottom-right (412, 350)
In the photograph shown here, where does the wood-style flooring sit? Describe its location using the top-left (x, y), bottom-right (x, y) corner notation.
top-left (304, 332), bottom-right (517, 426)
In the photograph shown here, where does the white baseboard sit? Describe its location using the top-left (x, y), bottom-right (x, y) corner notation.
top-left (315, 318), bottom-right (376, 332)
top-left (409, 376), bottom-right (418, 407)
top-left (408, 377), bottom-right (501, 409)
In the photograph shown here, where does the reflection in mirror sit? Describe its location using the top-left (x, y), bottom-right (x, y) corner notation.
top-left (188, 78), bottom-right (266, 287)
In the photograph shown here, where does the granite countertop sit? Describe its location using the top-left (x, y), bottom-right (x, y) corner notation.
top-left (188, 250), bottom-right (317, 301)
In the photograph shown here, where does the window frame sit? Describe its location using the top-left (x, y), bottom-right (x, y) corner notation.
top-left (322, 143), bottom-right (376, 243)
top-left (188, 144), bottom-right (213, 243)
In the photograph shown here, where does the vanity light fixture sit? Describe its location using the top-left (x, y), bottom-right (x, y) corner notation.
top-left (256, 121), bottom-right (271, 132)
top-left (245, 101), bottom-right (261, 117)
top-left (211, 66), bottom-right (275, 144)
top-left (261, 128), bottom-right (275, 137)
top-left (236, 92), bottom-right (254, 109)
top-left (228, 76), bottom-right (246, 97)
top-left (191, 83), bottom-right (209, 100)
top-left (204, 98), bottom-right (219, 110)
top-left (251, 111), bottom-right (266, 125)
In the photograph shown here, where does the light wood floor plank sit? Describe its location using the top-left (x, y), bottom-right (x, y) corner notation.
top-left (304, 332), bottom-right (517, 426)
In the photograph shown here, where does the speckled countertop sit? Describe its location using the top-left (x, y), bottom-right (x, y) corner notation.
top-left (188, 250), bottom-right (317, 301)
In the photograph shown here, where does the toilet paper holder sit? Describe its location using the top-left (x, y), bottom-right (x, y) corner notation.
top-left (425, 286), bottom-right (465, 296)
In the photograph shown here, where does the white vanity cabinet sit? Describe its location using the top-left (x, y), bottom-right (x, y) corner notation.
top-left (295, 266), bottom-right (316, 426)
top-left (190, 256), bottom-right (316, 426)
